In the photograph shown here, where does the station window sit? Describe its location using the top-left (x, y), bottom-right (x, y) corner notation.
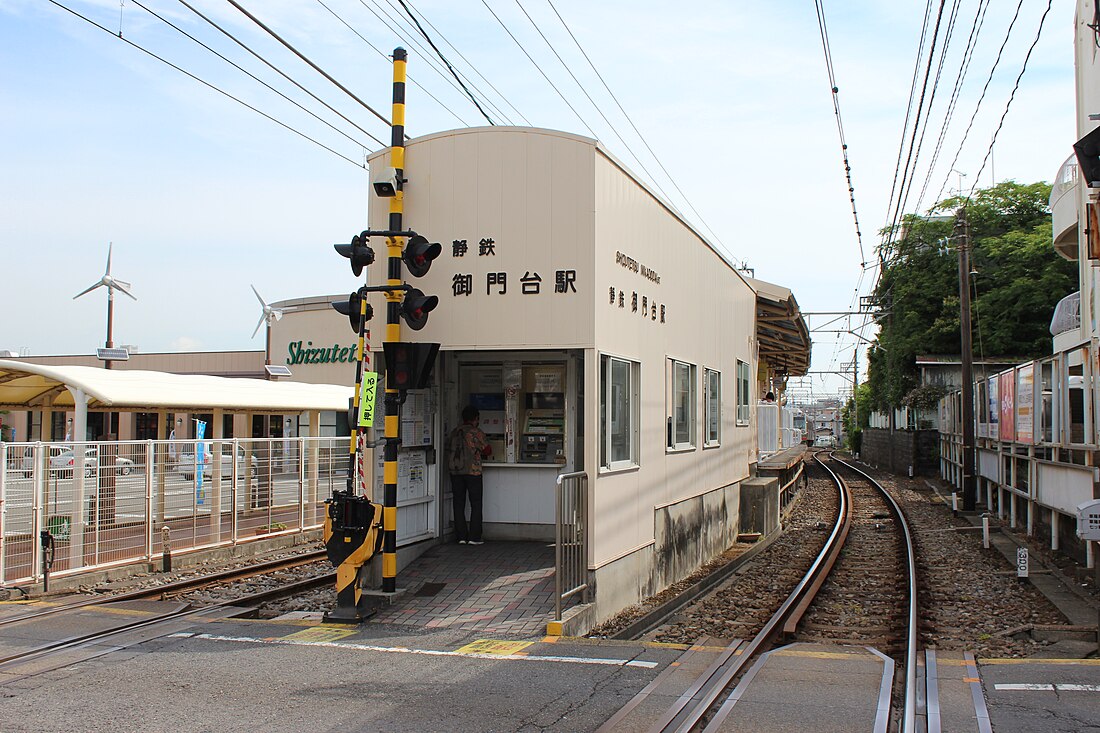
top-left (704, 368), bottom-right (721, 446)
top-left (601, 354), bottom-right (639, 469)
top-left (668, 359), bottom-right (697, 450)
top-left (736, 360), bottom-right (751, 425)
top-left (458, 362), bottom-right (567, 465)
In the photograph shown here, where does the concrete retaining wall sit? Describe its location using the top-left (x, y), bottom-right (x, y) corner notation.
top-left (861, 428), bottom-right (939, 476)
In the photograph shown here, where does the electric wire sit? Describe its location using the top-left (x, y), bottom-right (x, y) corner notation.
top-left (225, 0), bottom-right (395, 133)
top-left (358, 0), bottom-right (517, 126)
top-left (394, 0), bottom-right (496, 124)
top-left (479, 0), bottom-right (596, 137)
top-left (893, 0), bottom-right (962, 224)
top-left (132, 0), bottom-right (382, 151)
top-left (884, 0), bottom-right (950, 256)
top-left (912, 0), bottom-right (991, 212)
top-left (543, 0), bottom-right (743, 265)
top-left (963, 0), bottom-right (1054, 201)
top-left (931, 0), bottom-right (1026, 206)
top-left (813, 0), bottom-right (867, 268)
top-left (402, 0), bottom-right (532, 125)
top-left (355, 0), bottom-right (515, 125)
top-left (312, 0), bottom-right (471, 127)
top-left (46, 0), bottom-right (364, 168)
top-left (511, 0), bottom-right (676, 207)
top-left (882, 0), bottom-right (936, 249)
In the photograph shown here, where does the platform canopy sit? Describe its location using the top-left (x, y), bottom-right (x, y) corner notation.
top-left (0, 360), bottom-right (352, 413)
top-left (746, 278), bottom-right (811, 378)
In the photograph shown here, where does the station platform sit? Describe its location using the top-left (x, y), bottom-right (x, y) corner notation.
top-left (363, 540), bottom-right (563, 638)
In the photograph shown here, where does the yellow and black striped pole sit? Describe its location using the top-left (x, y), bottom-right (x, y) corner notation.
top-left (381, 46), bottom-right (407, 594)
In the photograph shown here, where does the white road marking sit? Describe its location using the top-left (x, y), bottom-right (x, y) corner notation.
top-left (175, 631), bottom-right (659, 668)
top-left (994, 683), bottom-right (1100, 692)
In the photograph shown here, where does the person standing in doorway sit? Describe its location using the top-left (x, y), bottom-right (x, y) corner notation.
top-left (447, 405), bottom-right (492, 545)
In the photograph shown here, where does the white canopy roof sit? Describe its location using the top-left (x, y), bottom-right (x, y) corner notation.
top-left (0, 360), bottom-right (352, 413)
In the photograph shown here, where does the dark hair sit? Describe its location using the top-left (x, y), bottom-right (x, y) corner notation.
top-left (461, 405), bottom-right (480, 422)
top-left (765, 392), bottom-right (775, 401)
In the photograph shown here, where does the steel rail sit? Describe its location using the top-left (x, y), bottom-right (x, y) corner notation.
top-left (0, 549), bottom-right (328, 628)
top-left (830, 454), bottom-right (919, 733)
top-left (0, 567), bottom-right (334, 670)
top-left (643, 453), bottom-right (852, 733)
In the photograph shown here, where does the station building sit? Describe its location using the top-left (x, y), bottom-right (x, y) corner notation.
top-left (2, 126), bottom-right (810, 626)
top-left (295, 126), bottom-right (808, 623)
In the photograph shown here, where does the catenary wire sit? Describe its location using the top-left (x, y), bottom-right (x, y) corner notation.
top-left (132, 0), bottom-right (382, 151)
top-left (912, 0), bottom-right (991, 211)
top-left (225, 0), bottom-right (396, 134)
top-left (46, 0), bottom-right (364, 168)
top-left (394, 0), bottom-right (496, 124)
top-left (893, 0), bottom-right (961, 223)
top-left (884, 0), bottom-right (949, 253)
top-left (813, 0), bottom-right (867, 268)
top-left (882, 0), bottom-right (936, 247)
top-left (312, 0), bottom-right (471, 127)
top-left (543, 0), bottom-right (744, 266)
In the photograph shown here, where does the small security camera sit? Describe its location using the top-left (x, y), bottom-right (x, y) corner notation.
top-left (372, 167), bottom-right (400, 197)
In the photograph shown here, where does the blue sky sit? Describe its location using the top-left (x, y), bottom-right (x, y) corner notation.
top-left (0, 0), bottom-right (1078, 398)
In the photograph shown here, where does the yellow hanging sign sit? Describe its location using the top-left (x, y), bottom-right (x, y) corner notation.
top-left (358, 372), bottom-right (378, 427)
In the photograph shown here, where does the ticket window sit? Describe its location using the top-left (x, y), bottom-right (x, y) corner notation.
top-left (458, 362), bottom-right (567, 466)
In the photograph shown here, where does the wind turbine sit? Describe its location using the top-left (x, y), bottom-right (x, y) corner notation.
top-left (251, 285), bottom-right (283, 365)
top-left (74, 243), bottom-right (136, 370)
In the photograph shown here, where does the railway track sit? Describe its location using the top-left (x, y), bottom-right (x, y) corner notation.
top-left (0, 550), bottom-right (334, 674)
top-left (603, 451), bottom-right (921, 733)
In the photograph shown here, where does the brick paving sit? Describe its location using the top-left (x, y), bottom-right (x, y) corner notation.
top-left (368, 541), bottom-right (562, 637)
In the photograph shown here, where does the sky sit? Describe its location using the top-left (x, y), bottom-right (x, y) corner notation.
top-left (0, 0), bottom-right (1078, 400)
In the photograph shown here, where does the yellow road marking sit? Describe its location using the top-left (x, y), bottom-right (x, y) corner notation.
top-left (456, 639), bottom-right (533, 655)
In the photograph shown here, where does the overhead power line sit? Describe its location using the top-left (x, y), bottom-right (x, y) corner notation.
top-left (813, 0), bottom-right (867, 268)
top-left (158, 0), bottom-right (385, 149)
top-left (225, 0), bottom-right (395, 133)
top-left (965, 0), bottom-right (1055, 200)
top-left (46, 0), bottom-right (365, 168)
top-left (395, 0), bottom-right (496, 125)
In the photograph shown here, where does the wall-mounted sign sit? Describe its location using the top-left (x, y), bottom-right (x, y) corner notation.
top-left (608, 285), bottom-right (666, 324)
top-left (286, 341), bottom-right (360, 365)
top-left (615, 251), bottom-right (661, 284)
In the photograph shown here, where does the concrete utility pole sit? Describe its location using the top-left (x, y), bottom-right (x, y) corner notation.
top-left (956, 207), bottom-right (977, 511)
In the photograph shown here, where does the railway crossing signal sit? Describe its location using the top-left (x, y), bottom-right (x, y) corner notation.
top-left (332, 287), bottom-right (374, 333)
top-left (334, 232), bottom-right (376, 276)
top-left (399, 287), bottom-right (438, 331)
top-left (401, 234), bottom-right (441, 277)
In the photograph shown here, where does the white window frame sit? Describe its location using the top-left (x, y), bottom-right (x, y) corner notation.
top-left (736, 360), bottom-right (751, 426)
top-left (667, 358), bottom-right (697, 451)
top-left (600, 354), bottom-right (639, 471)
top-left (704, 367), bottom-right (721, 447)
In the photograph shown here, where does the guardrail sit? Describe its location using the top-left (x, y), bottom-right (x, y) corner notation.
top-left (0, 437), bottom-right (349, 586)
top-left (554, 470), bottom-right (590, 622)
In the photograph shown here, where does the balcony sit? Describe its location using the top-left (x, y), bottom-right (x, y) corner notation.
top-left (1051, 155), bottom-right (1080, 261)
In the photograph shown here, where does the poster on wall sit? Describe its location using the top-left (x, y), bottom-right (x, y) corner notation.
top-left (988, 377), bottom-right (999, 437)
top-left (999, 371), bottom-right (1015, 442)
top-left (1016, 364), bottom-right (1034, 444)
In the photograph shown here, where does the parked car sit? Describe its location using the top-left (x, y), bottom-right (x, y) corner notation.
top-left (177, 443), bottom-right (258, 481)
top-left (25, 447), bottom-right (135, 478)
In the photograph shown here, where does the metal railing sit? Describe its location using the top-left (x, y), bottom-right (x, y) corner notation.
top-left (1, 436), bottom-right (350, 585)
top-left (554, 470), bottom-right (590, 622)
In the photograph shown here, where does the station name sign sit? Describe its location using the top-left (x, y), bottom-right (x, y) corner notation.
top-left (615, 251), bottom-right (660, 285)
top-left (286, 340), bottom-right (359, 365)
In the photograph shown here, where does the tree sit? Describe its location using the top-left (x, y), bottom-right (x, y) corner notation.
top-left (866, 181), bottom-right (1076, 411)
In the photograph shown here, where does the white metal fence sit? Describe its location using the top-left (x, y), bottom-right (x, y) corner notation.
top-left (1, 436), bottom-right (352, 585)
